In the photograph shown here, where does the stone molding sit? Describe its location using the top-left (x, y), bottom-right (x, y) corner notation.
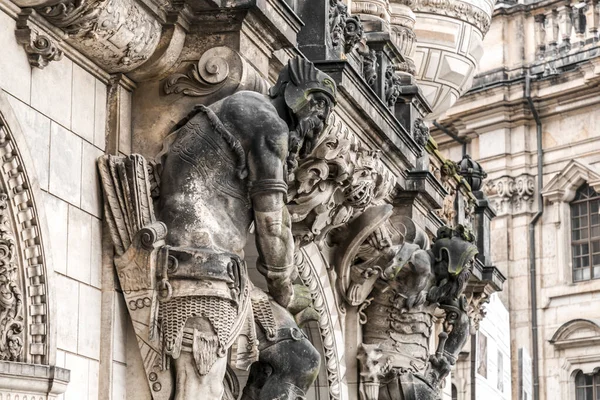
top-left (541, 159), bottom-right (600, 203)
top-left (550, 319), bottom-right (600, 350)
top-left (21, 0), bottom-right (162, 73)
top-left (412, 0), bottom-right (492, 34)
top-left (0, 90), bottom-right (67, 396)
top-left (483, 174), bottom-right (536, 215)
top-left (0, 361), bottom-right (69, 399)
top-left (295, 244), bottom-right (346, 400)
top-left (15, 9), bottom-right (63, 69)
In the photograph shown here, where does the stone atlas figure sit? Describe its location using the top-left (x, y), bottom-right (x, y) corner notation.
top-left (98, 58), bottom-right (337, 400)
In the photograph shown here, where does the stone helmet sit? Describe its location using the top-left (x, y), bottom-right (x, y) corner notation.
top-left (269, 57), bottom-right (337, 115)
top-left (431, 225), bottom-right (478, 276)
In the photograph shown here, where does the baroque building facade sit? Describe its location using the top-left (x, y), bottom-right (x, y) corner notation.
top-left (0, 0), bottom-right (504, 399)
top-left (435, 0), bottom-right (600, 399)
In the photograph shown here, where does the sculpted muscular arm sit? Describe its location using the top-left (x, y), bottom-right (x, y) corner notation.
top-left (246, 105), bottom-right (295, 309)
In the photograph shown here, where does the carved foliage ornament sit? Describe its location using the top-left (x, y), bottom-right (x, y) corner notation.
top-left (0, 103), bottom-right (50, 365)
top-left (0, 194), bottom-right (23, 362)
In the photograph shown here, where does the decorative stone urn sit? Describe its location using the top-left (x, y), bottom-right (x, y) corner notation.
top-left (408, 0), bottom-right (496, 118)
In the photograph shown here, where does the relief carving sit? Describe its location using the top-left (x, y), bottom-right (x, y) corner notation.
top-left (348, 223), bottom-right (478, 400)
top-left (34, 0), bottom-right (161, 72)
top-left (163, 46), bottom-right (269, 97)
top-left (433, 160), bottom-right (459, 225)
top-left (359, 46), bottom-right (378, 88)
top-left (15, 11), bottom-right (63, 70)
top-left (99, 58), bottom-right (338, 400)
top-left (483, 174), bottom-right (535, 215)
top-left (288, 114), bottom-right (395, 247)
top-left (413, 117), bottom-right (430, 150)
top-left (0, 194), bottom-right (23, 362)
top-left (384, 66), bottom-right (402, 108)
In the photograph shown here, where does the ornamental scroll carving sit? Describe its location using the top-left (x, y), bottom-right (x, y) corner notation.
top-left (0, 194), bottom-right (23, 362)
top-left (15, 10), bottom-right (63, 70)
top-left (33, 0), bottom-right (161, 72)
top-left (483, 174), bottom-right (535, 215)
top-left (163, 46), bottom-right (269, 97)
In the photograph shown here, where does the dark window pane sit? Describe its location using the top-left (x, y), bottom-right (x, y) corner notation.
top-left (593, 254), bottom-right (600, 266)
top-left (582, 229), bottom-right (589, 240)
top-left (591, 200), bottom-right (599, 214)
top-left (583, 243), bottom-right (590, 255)
top-left (593, 241), bottom-right (600, 253)
top-left (573, 205), bottom-right (581, 217)
top-left (582, 257), bottom-right (590, 267)
top-left (574, 230), bottom-right (581, 241)
top-left (592, 226), bottom-right (600, 238)
top-left (577, 388), bottom-right (585, 400)
top-left (592, 214), bottom-right (599, 226)
top-left (574, 218), bottom-right (581, 229)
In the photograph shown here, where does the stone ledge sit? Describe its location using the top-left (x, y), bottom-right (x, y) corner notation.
top-left (314, 60), bottom-right (421, 171)
top-left (0, 361), bottom-right (70, 398)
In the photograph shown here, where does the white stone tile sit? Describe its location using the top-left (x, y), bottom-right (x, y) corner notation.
top-left (55, 274), bottom-right (79, 353)
top-left (43, 192), bottom-right (69, 275)
top-left (6, 95), bottom-right (51, 190)
top-left (81, 141), bottom-right (103, 218)
top-left (89, 359), bottom-right (99, 400)
top-left (31, 56), bottom-right (73, 128)
top-left (119, 87), bottom-right (132, 154)
top-left (67, 205), bottom-right (92, 284)
top-left (56, 349), bottom-right (66, 368)
top-left (112, 361), bottom-right (127, 400)
top-left (113, 292), bottom-right (128, 363)
top-left (49, 122), bottom-right (82, 206)
top-left (94, 80), bottom-right (107, 150)
top-left (90, 217), bottom-right (102, 289)
top-left (64, 352), bottom-right (89, 400)
top-left (71, 64), bottom-right (95, 143)
top-left (78, 284), bottom-right (101, 360)
top-left (0, 13), bottom-right (31, 103)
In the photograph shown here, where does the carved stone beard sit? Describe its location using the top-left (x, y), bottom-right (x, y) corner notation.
top-left (428, 265), bottom-right (471, 304)
top-left (287, 114), bottom-right (325, 173)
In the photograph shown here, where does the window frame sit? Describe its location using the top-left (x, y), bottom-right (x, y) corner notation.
top-left (575, 370), bottom-right (600, 400)
top-left (570, 184), bottom-right (600, 283)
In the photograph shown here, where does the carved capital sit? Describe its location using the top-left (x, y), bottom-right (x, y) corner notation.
top-left (15, 10), bottom-right (63, 70)
top-left (466, 291), bottom-right (490, 334)
top-left (484, 174), bottom-right (535, 215)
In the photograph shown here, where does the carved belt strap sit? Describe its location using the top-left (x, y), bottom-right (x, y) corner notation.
top-left (250, 289), bottom-right (277, 341)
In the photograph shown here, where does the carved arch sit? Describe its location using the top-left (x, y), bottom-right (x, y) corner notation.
top-left (542, 160), bottom-right (600, 204)
top-left (550, 319), bottom-right (600, 350)
top-left (0, 91), bottom-right (68, 395)
top-left (296, 243), bottom-right (348, 400)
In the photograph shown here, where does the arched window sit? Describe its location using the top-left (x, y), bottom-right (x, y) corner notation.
top-left (452, 383), bottom-right (458, 400)
top-left (570, 184), bottom-right (600, 282)
top-left (575, 370), bottom-right (600, 399)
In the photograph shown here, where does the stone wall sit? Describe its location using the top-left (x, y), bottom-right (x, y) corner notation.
top-left (434, 0), bottom-right (600, 398)
top-left (0, 5), bottom-right (130, 398)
